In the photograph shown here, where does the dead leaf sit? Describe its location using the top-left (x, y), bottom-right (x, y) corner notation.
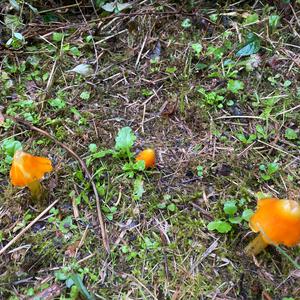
top-left (65, 240), bottom-right (80, 257)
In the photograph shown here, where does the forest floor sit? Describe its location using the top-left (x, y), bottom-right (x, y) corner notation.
top-left (0, 1), bottom-right (300, 299)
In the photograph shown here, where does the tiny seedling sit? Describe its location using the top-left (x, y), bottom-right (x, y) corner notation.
top-left (191, 43), bottom-right (202, 58)
top-left (269, 15), bottom-right (280, 31)
top-left (285, 128), bottom-right (297, 140)
top-left (259, 162), bottom-right (279, 181)
top-left (197, 165), bottom-right (203, 177)
top-left (181, 18), bottom-right (192, 29)
top-left (236, 132), bottom-right (256, 144)
top-left (102, 206), bottom-right (118, 221)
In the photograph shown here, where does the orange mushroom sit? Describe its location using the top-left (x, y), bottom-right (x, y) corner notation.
top-left (245, 198), bottom-right (300, 256)
top-left (10, 150), bottom-right (53, 201)
top-left (135, 148), bottom-right (155, 169)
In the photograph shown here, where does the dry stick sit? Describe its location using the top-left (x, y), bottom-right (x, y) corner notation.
top-left (0, 199), bottom-right (59, 256)
top-left (4, 115), bottom-right (110, 253)
top-left (214, 115), bottom-right (265, 120)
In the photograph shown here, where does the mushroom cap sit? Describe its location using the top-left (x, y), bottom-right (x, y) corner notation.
top-left (249, 198), bottom-right (300, 246)
top-left (10, 150), bottom-right (53, 187)
top-left (135, 148), bottom-right (155, 168)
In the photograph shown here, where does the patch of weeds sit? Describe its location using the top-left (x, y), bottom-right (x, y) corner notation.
top-left (207, 199), bottom-right (254, 233)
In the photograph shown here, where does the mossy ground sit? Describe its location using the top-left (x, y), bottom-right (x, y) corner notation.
top-left (0, 1), bottom-right (300, 299)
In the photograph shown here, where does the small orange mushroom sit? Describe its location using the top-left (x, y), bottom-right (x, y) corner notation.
top-left (135, 148), bottom-right (155, 169)
top-left (245, 198), bottom-right (300, 256)
top-left (10, 150), bottom-right (53, 201)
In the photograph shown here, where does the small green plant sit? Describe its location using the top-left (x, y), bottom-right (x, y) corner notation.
top-left (80, 91), bottom-right (91, 100)
top-left (121, 244), bottom-right (138, 261)
top-left (54, 264), bottom-right (96, 300)
top-left (259, 162), bottom-right (279, 181)
top-left (181, 18), bottom-right (192, 29)
top-left (114, 126), bottom-right (136, 158)
top-left (197, 87), bottom-right (225, 108)
top-left (197, 165), bottom-right (203, 177)
top-left (165, 66), bottom-right (177, 74)
top-left (267, 73), bottom-right (281, 86)
top-left (285, 128), bottom-right (297, 140)
top-left (101, 205), bottom-right (118, 221)
top-left (256, 124), bottom-right (270, 140)
top-left (132, 176), bottom-right (145, 200)
top-left (243, 13), bottom-right (259, 25)
top-left (48, 97), bottom-right (66, 109)
top-left (269, 15), bottom-right (280, 31)
top-left (48, 209), bottom-right (77, 233)
top-left (157, 195), bottom-right (177, 212)
top-left (13, 211), bottom-right (33, 232)
top-left (227, 80), bottom-right (244, 94)
top-left (122, 160), bottom-right (145, 178)
top-left (1, 139), bottom-right (22, 163)
top-left (6, 32), bottom-right (25, 49)
top-left (207, 199), bottom-right (254, 233)
top-left (236, 132), bottom-right (256, 144)
top-left (191, 43), bottom-right (202, 58)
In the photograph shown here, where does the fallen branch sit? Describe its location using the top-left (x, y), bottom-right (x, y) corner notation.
top-left (2, 115), bottom-right (110, 253)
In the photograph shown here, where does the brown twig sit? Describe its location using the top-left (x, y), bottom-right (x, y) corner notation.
top-left (0, 199), bottom-right (59, 256)
top-left (3, 115), bottom-right (110, 253)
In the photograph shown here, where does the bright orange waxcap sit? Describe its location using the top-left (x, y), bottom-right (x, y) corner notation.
top-left (136, 148), bottom-right (155, 168)
top-left (10, 150), bottom-right (53, 187)
top-left (249, 198), bottom-right (300, 246)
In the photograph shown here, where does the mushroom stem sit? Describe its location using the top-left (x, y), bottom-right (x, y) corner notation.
top-left (27, 180), bottom-right (43, 201)
top-left (245, 233), bottom-right (269, 256)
